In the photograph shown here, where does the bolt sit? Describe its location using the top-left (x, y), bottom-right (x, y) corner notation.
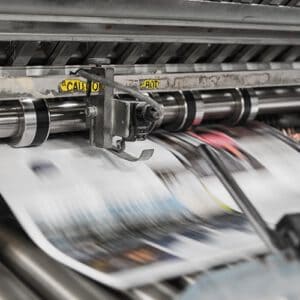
top-left (86, 57), bottom-right (111, 66)
top-left (144, 106), bottom-right (161, 122)
top-left (112, 137), bottom-right (124, 152)
top-left (85, 106), bottom-right (98, 118)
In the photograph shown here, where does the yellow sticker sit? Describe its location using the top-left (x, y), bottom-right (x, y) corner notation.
top-left (139, 79), bottom-right (160, 90)
top-left (59, 79), bottom-right (102, 93)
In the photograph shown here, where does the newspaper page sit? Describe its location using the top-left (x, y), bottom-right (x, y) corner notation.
top-left (0, 125), bottom-right (296, 289)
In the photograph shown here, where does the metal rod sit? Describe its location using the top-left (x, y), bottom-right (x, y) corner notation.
top-left (0, 101), bottom-right (21, 138)
top-left (194, 90), bottom-right (238, 122)
top-left (256, 89), bottom-right (300, 114)
top-left (47, 98), bottom-right (87, 133)
top-left (161, 87), bottom-right (300, 125)
top-left (0, 87), bottom-right (299, 140)
top-left (197, 144), bottom-right (281, 253)
top-left (0, 98), bottom-right (87, 138)
top-left (0, 261), bottom-right (41, 300)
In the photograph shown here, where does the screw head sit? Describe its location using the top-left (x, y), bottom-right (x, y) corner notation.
top-left (86, 106), bottom-right (98, 118)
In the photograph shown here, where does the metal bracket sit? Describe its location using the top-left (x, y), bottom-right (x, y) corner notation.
top-left (110, 148), bottom-right (154, 162)
top-left (86, 67), bottom-right (155, 161)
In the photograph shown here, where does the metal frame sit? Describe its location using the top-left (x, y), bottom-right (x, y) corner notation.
top-left (0, 1), bottom-right (299, 30)
top-left (1, 22), bottom-right (300, 45)
top-left (0, 1), bottom-right (298, 44)
top-left (113, 69), bottom-right (300, 93)
top-left (0, 64), bottom-right (298, 100)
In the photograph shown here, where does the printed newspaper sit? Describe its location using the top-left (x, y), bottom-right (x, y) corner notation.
top-left (0, 124), bottom-right (299, 289)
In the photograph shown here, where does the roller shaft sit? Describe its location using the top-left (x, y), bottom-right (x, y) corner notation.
top-left (161, 87), bottom-right (300, 128)
top-left (0, 87), bottom-right (299, 140)
top-left (0, 99), bottom-right (86, 139)
top-left (0, 225), bottom-right (120, 300)
top-left (0, 261), bottom-right (41, 300)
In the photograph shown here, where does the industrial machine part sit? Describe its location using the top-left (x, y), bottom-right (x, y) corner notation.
top-left (0, 223), bottom-right (121, 300)
top-left (0, 0), bottom-right (298, 156)
top-left (0, 0), bottom-right (299, 299)
top-left (0, 261), bottom-right (41, 300)
top-left (1, 86), bottom-right (300, 151)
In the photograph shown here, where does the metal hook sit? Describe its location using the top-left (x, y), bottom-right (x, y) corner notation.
top-left (109, 148), bottom-right (154, 162)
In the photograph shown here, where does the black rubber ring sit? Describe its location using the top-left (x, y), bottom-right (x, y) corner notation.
top-left (86, 80), bottom-right (92, 97)
top-left (239, 89), bottom-right (251, 125)
top-left (182, 91), bottom-right (196, 130)
top-left (31, 99), bottom-right (50, 146)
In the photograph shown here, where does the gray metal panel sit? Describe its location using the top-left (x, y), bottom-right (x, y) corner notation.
top-left (114, 68), bottom-right (300, 92)
top-left (0, 1), bottom-right (298, 32)
top-left (1, 22), bottom-right (300, 45)
top-left (0, 63), bottom-right (298, 99)
top-left (110, 62), bottom-right (300, 75)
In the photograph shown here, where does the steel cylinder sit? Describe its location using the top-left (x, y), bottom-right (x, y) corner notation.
top-left (0, 225), bottom-right (119, 300)
top-left (0, 261), bottom-right (41, 300)
top-left (255, 88), bottom-right (300, 115)
top-left (0, 101), bottom-right (21, 138)
top-left (194, 90), bottom-right (238, 122)
top-left (0, 87), bottom-right (299, 141)
top-left (47, 99), bottom-right (87, 133)
top-left (159, 87), bottom-right (300, 126)
top-left (0, 98), bottom-right (87, 139)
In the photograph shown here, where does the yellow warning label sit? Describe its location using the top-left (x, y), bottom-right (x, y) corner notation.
top-left (139, 79), bottom-right (160, 90)
top-left (59, 79), bottom-right (102, 93)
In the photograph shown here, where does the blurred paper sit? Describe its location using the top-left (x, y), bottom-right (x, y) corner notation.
top-left (0, 124), bottom-right (298, 289)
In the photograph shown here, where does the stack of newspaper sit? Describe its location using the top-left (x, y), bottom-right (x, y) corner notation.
top-left (0, 123), bottom-right (299, 289)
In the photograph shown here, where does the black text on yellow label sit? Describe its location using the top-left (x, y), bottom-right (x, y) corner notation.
top-left (139, 79), bottom-right (160, 90)
top-left (59, 79), bottom-right (102, 93)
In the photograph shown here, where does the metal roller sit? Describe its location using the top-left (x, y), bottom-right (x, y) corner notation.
top-left (47, 98), bottom-right (87, 134)
top-left (0, 98), bottom-right (86, 139)
top-left (255, 88), bottom-right (300, 115)
top-left (0, 225), bottom-right (120, 300)
top-left (0, 262), bottom-right (41, 300)
top-left (0, 87), bottom-right (299, 143)
top-left (159, 87), bottom-right (300, 130)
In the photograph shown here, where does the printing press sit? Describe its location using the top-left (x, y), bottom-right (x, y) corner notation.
top-left (0, 1), bottom-right (300, 299)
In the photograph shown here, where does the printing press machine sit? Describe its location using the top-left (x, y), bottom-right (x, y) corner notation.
top-left (0, 0), bottom-right (300, 299)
